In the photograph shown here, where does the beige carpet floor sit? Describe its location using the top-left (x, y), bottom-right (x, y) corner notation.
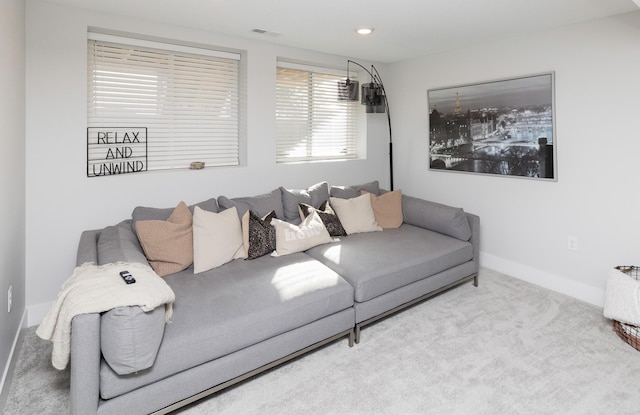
top-left (4, 268), bottom-right (640, 415)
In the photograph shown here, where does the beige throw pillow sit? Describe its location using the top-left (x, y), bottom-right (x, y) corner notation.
top-left (362, 189), bottom-right (403, 229)
top-left (135, 201), bottom-right (193, 277)
top-left (271, 210), bottom-right (333, 256)
top-left (329, 194), bottom-right (382, 235)
top-left (192, 206), bottom-right (246, 274)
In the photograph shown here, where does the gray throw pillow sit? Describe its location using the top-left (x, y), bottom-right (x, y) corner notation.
top-left (97, 220), bottom-right (148, 265)
top-left (218, 188), bottom-right (284, 220)
top-left (131, 198), bottom-right (219, 232)
top-left (402, 195), bottom-right (472, 241)
top-left (101, 305), bottom-right (166, 375)
top-left (280, 181), bottom-right (329, 224)
top-left (330, 180), bottom-right (380, 199)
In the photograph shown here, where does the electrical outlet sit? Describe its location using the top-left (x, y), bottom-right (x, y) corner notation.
top-left (8, 285), bottom-right (12, 313)
top-left (567, 235), bottom-right (579, 251)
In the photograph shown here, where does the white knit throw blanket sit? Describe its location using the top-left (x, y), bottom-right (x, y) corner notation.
top-left (36, 262), bottom-right (175, 370)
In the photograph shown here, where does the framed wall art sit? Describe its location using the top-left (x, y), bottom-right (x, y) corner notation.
top-left (428, 72), bottom-right (556, 180)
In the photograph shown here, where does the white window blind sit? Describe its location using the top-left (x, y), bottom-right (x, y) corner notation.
top-left (87, 33), bottom-right (241, 171)
top-left (276, 62), bottom-right (364, 163)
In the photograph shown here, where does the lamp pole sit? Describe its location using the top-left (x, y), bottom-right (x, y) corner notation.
top-left (347, 60), bottom-right (393, 191)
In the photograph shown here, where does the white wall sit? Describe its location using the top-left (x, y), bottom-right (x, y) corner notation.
top-left (0, 0), bottom-right (27, 400)
top-left (388, 12), bottom-right (640, 306)
top-left (26, 1), bottom-right (638, 326)
top-left (25, 0), bottom-right (388, 325)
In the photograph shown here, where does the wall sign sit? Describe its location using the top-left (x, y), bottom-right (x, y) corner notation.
top-left (87, 127), bottom-right (147, 177)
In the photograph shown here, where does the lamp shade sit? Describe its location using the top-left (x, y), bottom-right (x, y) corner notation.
top-left (338, 80), bottom-right (359, 101)
top-left (361, 83), bottom-right (385, 113)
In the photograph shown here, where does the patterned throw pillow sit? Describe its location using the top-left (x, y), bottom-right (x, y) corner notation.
top-left (241, 210), bottom-right (278, 259)
top-left (298, 201), bottom-right (347, 237)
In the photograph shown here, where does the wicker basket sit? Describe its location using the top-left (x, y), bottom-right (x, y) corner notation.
top-left (612, 266), bottom-right (640, 352)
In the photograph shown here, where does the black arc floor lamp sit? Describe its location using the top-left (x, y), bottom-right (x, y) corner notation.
top-left (340, 60), bottom-right (393, 191)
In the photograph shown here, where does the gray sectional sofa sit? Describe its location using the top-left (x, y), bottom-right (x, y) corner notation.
top-left (68, 181), bottom-right (479, 415)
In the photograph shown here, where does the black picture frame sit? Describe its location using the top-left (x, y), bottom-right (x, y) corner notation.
top-left (428, 72), bottom-right (556, 180)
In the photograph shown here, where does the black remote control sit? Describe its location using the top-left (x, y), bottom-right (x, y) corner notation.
top-left (119, 270), bottom-right (136, 284)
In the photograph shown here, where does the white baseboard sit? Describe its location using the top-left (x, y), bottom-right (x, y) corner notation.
top-left (27, 301), bottom-right (52, 327)
top-left (0, 309), bottom-right (27, 409)
top-left (481, 252), bottom-right (605, 308)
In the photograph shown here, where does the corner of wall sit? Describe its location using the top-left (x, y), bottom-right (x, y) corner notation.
top-left (0, 309), bottom-right (28, 411)
top-left (481, 252), bottom-right (605, 308)
top-left (27, 301), bottom-right (52, 327)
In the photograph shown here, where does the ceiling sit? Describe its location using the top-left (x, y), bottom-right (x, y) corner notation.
top-left (43, 0), bottom-right (639, 63)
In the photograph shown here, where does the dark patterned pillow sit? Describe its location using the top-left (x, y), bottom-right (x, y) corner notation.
top-left (241, 210), bottom-right (277, 260)
top-left (299, 202), bottom-right (347, 237)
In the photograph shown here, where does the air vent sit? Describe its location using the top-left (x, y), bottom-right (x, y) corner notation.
top-left (251, 28), bottom-right (281, 37)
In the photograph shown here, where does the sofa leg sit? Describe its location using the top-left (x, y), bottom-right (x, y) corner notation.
top-left (354, 325), bottom-right (361, 344)
top-left (474, 274), bottom-right (479, 287)
top-left (348, 330), bottom-right (355, 347)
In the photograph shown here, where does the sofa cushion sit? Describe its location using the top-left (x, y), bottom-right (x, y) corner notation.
top-left (242, 210), bottom-right (278, 259)
top-left (271, 211), bottom-right (333, 256)
top-left (330, 180), bottom-right (380, 199)
top-left (192, 206), bottom-right (246, 273)
top-left (330, 194), bottom-right (382, 235)
top-left (101, 305), bottom-right (166, 375)
top-left (99, 253), bottom-right (354, 399)
top-left (402, 195), bottom-right (471, 241)
top-left (97, 220), bottom-right (148, 266)
top-left (135, 201), bottom-right (193, 277)
top-left (363, 189), bottom-right (403, 229)
top-left (306, 224), bottom-right (474, 302)
top-left (280, 181), bottom-right (329, 225)
top-left (299, 201), bottom-right (347, 237)
top-left (131, 198), bottom-right (218, 232)
top-left (218, 188), bottom-right (284, 220)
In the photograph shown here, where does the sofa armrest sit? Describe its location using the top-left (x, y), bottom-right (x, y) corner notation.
top-left (76, 229), bottom-right (102, 266)
top-left (70, 313), bottom-right (101, 415)
top-left (465, 212), bottom-right (480, 274)
top-left (401, 195), bottom-right (472, 241)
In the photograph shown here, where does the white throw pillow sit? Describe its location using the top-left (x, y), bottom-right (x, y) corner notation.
top-left (192, 206), bottom-right (246, 273)
top-left (271, 210), bottom-right (333, 256)
top-left (330, 194), bottom-right (383, 235)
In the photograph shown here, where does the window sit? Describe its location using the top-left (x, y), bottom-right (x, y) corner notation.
top-left (276, 61), bottom-right (364, 163)
top-left (87, 33), bottom-right (241, 172)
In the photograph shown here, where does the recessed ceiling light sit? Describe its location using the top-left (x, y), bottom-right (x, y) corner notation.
top-left (355, 27), bottom-right (374, 35)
